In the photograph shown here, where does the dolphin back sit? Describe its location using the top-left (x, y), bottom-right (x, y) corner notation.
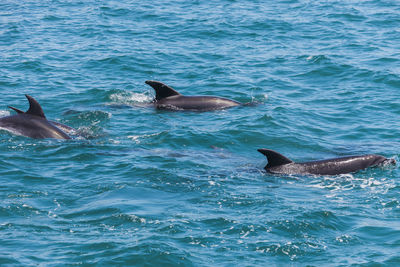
top-left (302, 154), bottom-right (391, 175)
top-left (145, 80), bottom-right (241, 111)
top-left (0, 95), bottom-right (71, 140)
top-left (258, 149), bottom-right (393, 175)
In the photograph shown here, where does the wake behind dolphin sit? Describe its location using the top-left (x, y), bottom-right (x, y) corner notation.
top-left (145, 80), bottom-right (241, 111)
top-left (258, 148), bottom-right (395, 176)
top-left (0, 95), bottom-right (72, 139)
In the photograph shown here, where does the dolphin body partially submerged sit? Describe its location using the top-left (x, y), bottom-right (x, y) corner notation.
top-left (0, 95), bottom-right (72, 139)
top-left (145, 80), bottom-right (241, 111)
top-left (258, 148), bottom-right (395, 175)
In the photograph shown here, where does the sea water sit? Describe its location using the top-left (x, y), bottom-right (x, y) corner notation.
top-left (0, 0), bottom-right (399, 266)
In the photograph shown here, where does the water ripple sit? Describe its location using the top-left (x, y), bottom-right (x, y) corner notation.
top-left (0, 0), bottom-right (399, 266)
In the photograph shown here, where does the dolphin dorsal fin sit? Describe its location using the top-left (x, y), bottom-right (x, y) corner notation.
top-left (257, 149), bottom-right (293, 168)
top-left (8, 106), bottom-right (25, 114)
top-left (25, 95), bottom-right (46, 118)
top-left (145, 80), bottom-right (181, 101)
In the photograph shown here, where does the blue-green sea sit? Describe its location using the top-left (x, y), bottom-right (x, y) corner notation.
top-left (1, 0), bottom-right (400, 266)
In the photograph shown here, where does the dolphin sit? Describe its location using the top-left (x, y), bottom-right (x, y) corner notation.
top-left (0, 95), bottom-right (72, 139)
top-left (145, 80), bottom-right (241, 111)
top-left (258, 148), bottom-right (395, 175)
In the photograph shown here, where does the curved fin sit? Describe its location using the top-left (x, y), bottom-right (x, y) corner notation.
top-left (8, 106), bottom-right (25, 114)
top-left (257, 148), bottom-right (293, 168)
top-left (25, 95), bottom-right (46, 118)
top-left (145, 80), bottom-right (181, 101)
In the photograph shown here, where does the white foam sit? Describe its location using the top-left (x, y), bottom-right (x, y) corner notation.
top-left (0, 110), bottom-right (11, 116)
top-left (109, 92), bottom-right (152, 104)
top-left (127, 132), bottom-right (163, 144)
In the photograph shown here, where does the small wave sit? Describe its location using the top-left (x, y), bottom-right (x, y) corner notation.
top-left (60, 110), bottom-right (111, 139)
top-left (108, 91), bottom-right (152, 105)
top-left (335, 234), bottom-right (359, 245)
top-left (253, 240), bottom-right (326, 260)
top-left (63, 110), bottom-right (111, 123)
top-left (128, 132), bottom-right (166, 144)
top-left (307, 173), bottom-right (397, 197)
top-left (246, 89), bottom-right (268, 106)
top-left (0, 110), bottom-right (11, 117)
top-left (305, 55), bottom-right (330, 64)
top-left (75, 125), bottom-right (108, 140)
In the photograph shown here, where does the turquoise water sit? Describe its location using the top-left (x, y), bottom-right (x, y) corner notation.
top-left (1, 0), bottom-right (400, 265)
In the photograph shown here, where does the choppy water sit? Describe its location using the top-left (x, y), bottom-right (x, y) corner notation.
top-left (1, 0), bottom-right (400, 266)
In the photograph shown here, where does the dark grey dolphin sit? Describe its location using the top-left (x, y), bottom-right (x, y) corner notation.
top-left (0, 95), bottom-right (71, 139)
top-left (258, 148), bottom-right (395, 175)
top-left (145, 80), bottom-right (241, 111)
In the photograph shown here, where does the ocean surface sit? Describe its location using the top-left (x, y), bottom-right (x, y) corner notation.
top-left (1, 0), bottom-right (399, 266)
